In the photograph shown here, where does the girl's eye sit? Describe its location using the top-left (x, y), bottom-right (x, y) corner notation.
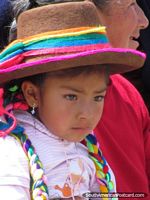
top-left (94, 95), bottom-right (105, 102)
top-left (64, 94), bottom-right (77, 101)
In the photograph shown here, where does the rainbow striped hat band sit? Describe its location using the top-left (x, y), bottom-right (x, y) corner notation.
top-left (0, 1), bottom-right (145, 85)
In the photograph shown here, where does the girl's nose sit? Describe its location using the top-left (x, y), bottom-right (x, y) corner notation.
top-left (77, 103), bottom-right (94, 120)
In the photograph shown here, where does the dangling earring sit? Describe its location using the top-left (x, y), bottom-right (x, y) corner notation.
top-left (31, 103), bottom-right (36, 115)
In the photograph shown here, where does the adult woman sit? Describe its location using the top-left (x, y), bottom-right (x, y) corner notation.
top-left (93, 0), bottom-right (150, 197)
top-left (8, 0), bottom-right (150, 198)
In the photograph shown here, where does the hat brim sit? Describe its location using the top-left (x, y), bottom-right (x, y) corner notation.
top-left (0, 48), bottom-right (145, 85)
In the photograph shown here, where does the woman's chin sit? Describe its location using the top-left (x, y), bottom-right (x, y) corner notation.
top-left (129, 39), bottom-right (139, 50)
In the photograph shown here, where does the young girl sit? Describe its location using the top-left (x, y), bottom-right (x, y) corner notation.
top-left (0, 1), bottom-right (145, 200)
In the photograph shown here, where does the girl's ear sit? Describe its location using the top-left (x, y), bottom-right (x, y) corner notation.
top-left (21, 81), bottom-right (40, 108)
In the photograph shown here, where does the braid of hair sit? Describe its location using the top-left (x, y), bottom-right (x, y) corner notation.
top-left (1, 83), bottom-right (49, 199)
top-left (12, 127), bottom-right (49, 199)
top-left (85, 134), bottom-right (114, 198)
top-left (0, 119), bottom-right (49, 199)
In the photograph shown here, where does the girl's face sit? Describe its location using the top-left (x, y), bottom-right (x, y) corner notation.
top-left (26, 71), bottom-right (107, 142)
top-left (98, 0), bottom-right (148, 49)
